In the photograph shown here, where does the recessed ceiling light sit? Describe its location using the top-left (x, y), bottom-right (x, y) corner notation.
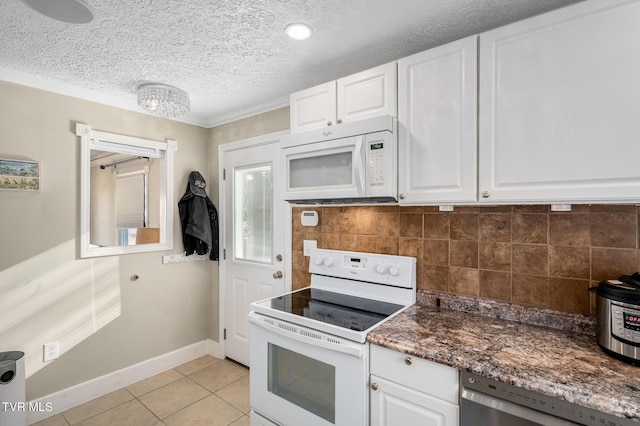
top-left (285, 23), bottom-right (312, 41)
top-left (21, 0), bottom-right (94, 24)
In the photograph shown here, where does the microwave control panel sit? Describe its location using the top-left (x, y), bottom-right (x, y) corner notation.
top-left (611, 303), bottom-right (640, 344)
top-left (368, 141), bottom-right (385, 186)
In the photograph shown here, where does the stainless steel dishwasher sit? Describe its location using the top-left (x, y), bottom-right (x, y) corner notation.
top-left (460, 371), bottom-right (636, 426)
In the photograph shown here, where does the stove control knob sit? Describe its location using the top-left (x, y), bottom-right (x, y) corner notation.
top-left (388, 266), bottom-right (399, 276)
top-left (313, 257), bottom-right (323, 266)
top-left (375, 264), bottom-right (387, 274)
top-left (323, 258), bottom-right (334, 267)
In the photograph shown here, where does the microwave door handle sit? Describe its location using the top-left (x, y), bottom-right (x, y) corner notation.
top-left (353, 137), bottom-right (365, 192)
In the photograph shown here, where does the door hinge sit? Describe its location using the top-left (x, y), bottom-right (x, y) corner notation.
top-left (223, 248), bottom-right (226, 260)
top-left (223, 168), bottom-right (226, 180)
top-left (223, 328), bottom-right (227, 340)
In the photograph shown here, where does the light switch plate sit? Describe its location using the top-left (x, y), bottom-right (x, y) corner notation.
top-left (303, 240), bottom-right (317, 256)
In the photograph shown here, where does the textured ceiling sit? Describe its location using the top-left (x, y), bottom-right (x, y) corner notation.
top-left (0, 0), bottom-right (581, 127)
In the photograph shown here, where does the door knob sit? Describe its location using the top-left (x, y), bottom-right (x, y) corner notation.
top-left (371, 383), bottom-right (379, 391)
top-left (273, 271), bottom-right (283, 279)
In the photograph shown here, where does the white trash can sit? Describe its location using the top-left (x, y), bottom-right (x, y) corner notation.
top-left (0, 351), bottom-right (26, 426)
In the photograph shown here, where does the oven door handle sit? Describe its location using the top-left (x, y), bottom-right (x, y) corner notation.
top-left (461, 388), bottom-right (577, 425)
top-left (248, 312), bottom-right (366, 358)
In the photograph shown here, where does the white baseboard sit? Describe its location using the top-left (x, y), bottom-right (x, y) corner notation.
top-left (27, 339), bottom-right (222, 425)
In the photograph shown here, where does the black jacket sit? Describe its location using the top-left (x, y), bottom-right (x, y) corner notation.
top-left (178, 172), bottom-right (219, 260)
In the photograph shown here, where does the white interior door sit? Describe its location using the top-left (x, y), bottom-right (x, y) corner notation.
top-left (220, 136), bottom-right (287, 366)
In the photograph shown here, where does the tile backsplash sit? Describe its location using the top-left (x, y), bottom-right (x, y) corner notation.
top-left (291, 205), bottom-right (640, 315)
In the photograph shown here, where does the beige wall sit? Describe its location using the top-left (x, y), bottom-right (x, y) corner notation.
top-left (0, 80), bottom-right (287, 401)
top-left (208, 107), bottom-right (289, 340)
top-left (0, 81), bottom-right (211, 400)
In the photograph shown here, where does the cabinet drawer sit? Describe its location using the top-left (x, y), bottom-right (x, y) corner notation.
top-left (370, 345), bottom-right (459, 404)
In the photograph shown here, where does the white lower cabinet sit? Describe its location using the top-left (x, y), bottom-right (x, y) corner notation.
top-left (370, 376), bottom-right (459, 426)
top-left (370, 345), bottom-right (459, 426)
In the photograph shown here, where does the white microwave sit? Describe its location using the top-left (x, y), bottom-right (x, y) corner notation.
top-left (281, 115), bottom-right (397, 203)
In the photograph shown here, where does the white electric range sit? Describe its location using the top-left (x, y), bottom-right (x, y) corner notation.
top-left (248, 248), bottom-right (416, 426)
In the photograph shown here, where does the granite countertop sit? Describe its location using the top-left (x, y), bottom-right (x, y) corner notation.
top-left (367, 297), bottom-right (640, 422)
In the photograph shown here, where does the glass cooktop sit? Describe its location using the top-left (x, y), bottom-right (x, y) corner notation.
top-left (259, 288), bottom-right (404, 332)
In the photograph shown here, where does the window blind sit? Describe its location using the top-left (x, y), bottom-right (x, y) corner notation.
top-left (115, 173), bottom-right (146, 228)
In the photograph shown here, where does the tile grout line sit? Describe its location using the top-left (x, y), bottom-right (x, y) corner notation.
top-left (136, 359), bottom-right (226, 425)
top-left (63, 387), bottom-right (138, 426)
top-left (41, 357), bottom-right (232, 426)
top-left (135, 373), bottom-right (213, 421)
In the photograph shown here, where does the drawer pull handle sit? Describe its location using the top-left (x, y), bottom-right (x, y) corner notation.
top-left (371, 383), bottom-right (379, 391)
top-left (404, 357), bottom-right (413, 366)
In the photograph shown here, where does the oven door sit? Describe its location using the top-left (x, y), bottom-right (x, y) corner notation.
top-left (248, 312), bottom-right (368, 426)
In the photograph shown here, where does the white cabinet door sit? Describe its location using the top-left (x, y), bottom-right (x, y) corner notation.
top-left (397, 35), bottom-right (477, 204)
top-left (290, 80), bottom-right (337, 134)
top-left (337, 62), bottom-right (397, 125)
top-left (370, 376), bottom-right (459, 426)
top-left (479, 0), bottom-right (640, 204)
top-left (290, 63), bottom-right (396, 134)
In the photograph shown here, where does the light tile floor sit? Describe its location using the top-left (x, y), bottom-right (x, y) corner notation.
top-left (32, 356), bottom-right (250, 426)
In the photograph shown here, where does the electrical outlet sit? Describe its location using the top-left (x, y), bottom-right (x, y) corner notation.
top-left (43, 342), bottom-right (59, 362)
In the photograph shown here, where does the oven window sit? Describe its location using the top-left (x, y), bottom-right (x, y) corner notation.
top-left (268, 343), bottom-right (336, 423)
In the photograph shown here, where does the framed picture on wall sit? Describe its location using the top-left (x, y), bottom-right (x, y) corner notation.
top-left (0, 158), bottom-right (40, 191)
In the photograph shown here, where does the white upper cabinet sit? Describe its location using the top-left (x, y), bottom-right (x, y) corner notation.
top-left (289, 81), bottom-right (337, 134)
top-left (397, 35), bottom-right (478, 204)
top-left (336, 62), bottom-right (397, 125)
top-left (290, 62), bottom-right (397, 134)
top-left (479, 0), bottom-right (640, 204)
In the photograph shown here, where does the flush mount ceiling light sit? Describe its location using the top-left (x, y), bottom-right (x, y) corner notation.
top-left (21, 0), bottom-right (94, 24)
top-left (137, 84), bottom-right (190, 119)
top-left (285, 23), bottom-right (312, 40)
